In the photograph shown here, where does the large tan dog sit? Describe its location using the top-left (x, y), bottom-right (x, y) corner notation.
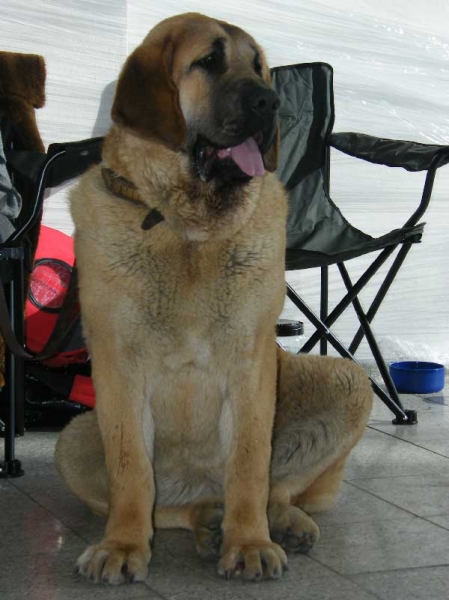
top-left (55, 12), bottom-right (372, 585)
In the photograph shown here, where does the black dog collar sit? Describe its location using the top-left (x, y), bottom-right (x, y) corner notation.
top-left (101, 166), bottom-right (164, 231)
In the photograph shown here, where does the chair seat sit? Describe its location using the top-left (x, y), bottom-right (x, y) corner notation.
top-left (279, 152), bottom-right (424, 270)
top-left (286, 222), bottom-right (424, 270)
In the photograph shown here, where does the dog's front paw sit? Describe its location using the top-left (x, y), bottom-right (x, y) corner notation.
top-left (74, 540), bottom-right (151, 585)
top-left (218, 541), bottom-right (287, 581)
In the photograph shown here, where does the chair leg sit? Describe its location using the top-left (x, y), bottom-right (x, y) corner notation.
top-left (286, 283), bottom-right (416, 424)
top-left (13, 258), bottom-right (25, 437)
top-left (337, 264), bottom-right (417, 425)
top-left (320, 266), bottom-right (328, 356)
top-left (0, 268), bottom-right (24, 478)
top-left (299, 245), bottom-right (396, 354)
top-left (349, 243), bottom-right (413, 355)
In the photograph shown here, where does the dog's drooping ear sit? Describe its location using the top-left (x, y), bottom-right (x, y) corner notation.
top-left (111, 41), bottom-right (186, 149)
top-left (263, 125), bottom-right (280, 173)
top-left (260, 58), bottom-right (280, 173)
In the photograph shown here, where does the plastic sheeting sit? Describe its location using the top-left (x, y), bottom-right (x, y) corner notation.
top-left (3, 0), bottom-right (449, 360)
top-left (2, 0), bottom-right (127, 232)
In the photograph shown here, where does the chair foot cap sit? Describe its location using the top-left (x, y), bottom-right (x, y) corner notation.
top-left (0, 459), bottom-right (24, 478)
top-left (392, 409), bottom-right (418, 425)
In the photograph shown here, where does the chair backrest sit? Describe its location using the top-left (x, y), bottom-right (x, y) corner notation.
top-left (271, 63), bottom-right (371, 269)
top-left (272, 63), bottom-right (334, 191)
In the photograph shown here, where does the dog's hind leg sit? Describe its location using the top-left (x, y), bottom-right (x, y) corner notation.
top-left (268, 350), bottom-right (373, 553)
top-left (55, 411), bottom-right (109, 516)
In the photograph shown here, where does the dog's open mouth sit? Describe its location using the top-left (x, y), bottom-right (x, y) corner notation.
top-left (194, 133), bottom-right (265, 183)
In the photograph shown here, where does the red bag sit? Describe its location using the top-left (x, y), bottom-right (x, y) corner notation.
top-left (25, 225), bottom-right (95, 408)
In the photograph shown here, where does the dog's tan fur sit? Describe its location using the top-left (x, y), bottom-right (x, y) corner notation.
top-left (55, 12), bottom-right (373, 585)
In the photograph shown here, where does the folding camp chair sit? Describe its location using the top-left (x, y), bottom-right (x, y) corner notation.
top-left (271, 62), bottom-right (449, 425)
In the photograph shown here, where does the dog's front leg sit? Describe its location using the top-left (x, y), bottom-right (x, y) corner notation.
top-left (75, 347), bottom-right (154, 585)
top-left (219, 340), bottom-right (287, 581)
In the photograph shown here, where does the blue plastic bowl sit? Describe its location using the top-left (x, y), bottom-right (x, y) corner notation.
top-left (389, 361), bottom-right (445, 394)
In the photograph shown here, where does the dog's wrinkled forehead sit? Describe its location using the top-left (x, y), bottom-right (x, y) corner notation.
top-left (144, 16), bottom-right (261, 80)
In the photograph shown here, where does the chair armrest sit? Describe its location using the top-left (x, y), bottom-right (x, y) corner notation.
top-left (329, 132), bottom-right (449, 172)
top-left (7, 137), bottom-right (103, 243)
top-left (46, 137), bottom-right (103, 186)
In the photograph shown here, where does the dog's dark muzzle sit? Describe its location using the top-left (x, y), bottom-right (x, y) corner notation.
top-left (244, 86), bottom-right (280, 121)
top-left (192, 79), bottom-right (280, 183)
top-left (216, 79), bottom-right (280, 148)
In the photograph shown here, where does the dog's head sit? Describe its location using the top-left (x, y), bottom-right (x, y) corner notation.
top-left (111, 13), bottom-right (279, 187)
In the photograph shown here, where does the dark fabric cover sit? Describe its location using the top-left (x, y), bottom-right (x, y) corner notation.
top-left (330, 132), bottom-right (449, 172)
top-left (0, 52), bottom-right (47, 386)
top-left (0, 127), bottom-right (21, 241)
top-left (271, 63), bottom-right (425, 270)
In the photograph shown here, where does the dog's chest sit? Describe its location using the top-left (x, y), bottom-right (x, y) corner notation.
top-left (137, 229), bottom-right (279, 331)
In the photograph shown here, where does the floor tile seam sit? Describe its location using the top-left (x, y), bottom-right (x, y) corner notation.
top-left (420, 515), bottom-right (449, 531)
top-left (342, 480), bottom-right (435, 520)
top-left (307, 553), bottom-right (360, 578)
top-left (366, 430), bottom-right (449, 451)
top-left (1, 478), bottom-right (39, 502)
top-left (162, 588), bottom-right (258, 600)
top-left (332, 558), bottom-right (449, 578)
top-left (347, 562), bottom-right (449, 578)
top-left (344, 472), bottom-right (442, 482)
top-left (8, 478), bottom-right (92, 544)
top-left (366, 425), bottom-right (449, 459)
top-left (141, 582), bottom-right (171, 600)
top-left (344, 472), bottom-right (449, 483)
top-left (304, 555), bottom-right (386, 599)
top-left (316, 515), bottom-right (411, 527)
top-left (300, 552), bottom-right (390, 600)
top-left (367, 428), bottom-right (449, 444)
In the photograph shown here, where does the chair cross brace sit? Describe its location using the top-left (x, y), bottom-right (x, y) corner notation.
top-left (286, 282), bottom-right (417, 425)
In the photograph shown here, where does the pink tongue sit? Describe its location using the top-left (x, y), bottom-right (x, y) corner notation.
top-left (217, 137), bottom-right (265, 177)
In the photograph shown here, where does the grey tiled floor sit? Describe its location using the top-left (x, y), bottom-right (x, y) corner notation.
top-left (1, 386), bottom-right (449, 600)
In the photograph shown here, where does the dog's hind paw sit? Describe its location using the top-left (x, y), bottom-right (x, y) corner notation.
top-left (268, 502), bottom-right (320, 553)
top-left (74, 541), bottom-right (151, 585)
top-left (190, 500), bottom-right (224, 558)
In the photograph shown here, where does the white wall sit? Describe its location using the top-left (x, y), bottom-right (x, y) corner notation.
top-left (3, 0), bottom-right (449, 362)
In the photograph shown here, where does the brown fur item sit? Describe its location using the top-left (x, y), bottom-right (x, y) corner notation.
top-left (0, 51), bottom-right (47, 386)
top-left (0, 51), bottom-right (46, 152)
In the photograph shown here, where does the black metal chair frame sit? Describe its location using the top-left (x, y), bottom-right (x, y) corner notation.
top-left (0, 137), bottom-right (102, 478)
top-left (285, 136), bottom-right (449, 425)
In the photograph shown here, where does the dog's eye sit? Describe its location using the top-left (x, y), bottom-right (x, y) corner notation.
top-left (196, 51), bottom-right (220, 70)
top-left (254, 55), bottom-right (263, 77)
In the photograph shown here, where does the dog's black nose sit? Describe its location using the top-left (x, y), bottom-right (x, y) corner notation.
top-left (249, 88), bottom-right (280, 117)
